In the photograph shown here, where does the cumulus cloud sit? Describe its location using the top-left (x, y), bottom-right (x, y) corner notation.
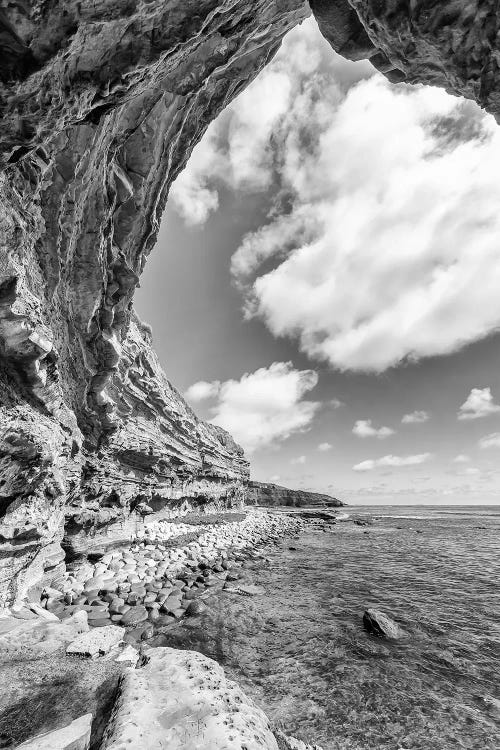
top-left (453, 454), bottom-right (471, 463)
top-left (186, 362), bottom-right (319, 454)
top-left (172, 18), bottom-right (500, 372)
top-left (353, 453), bottom-right (432, 471)
top-left (318, 442), bottom-right (332, 451)
top-left (478, 432), bottom-right (500, 449)
top-left (457, 387), bottom-right (500, 420)
top-left (352, 419), bottom-right (395, 439)
top-left (291, 455), bottom-right (307, 465)
top-left (184, 380), bottom-right (221, 403)
top-left (402, 410), bottom-right (430, 424)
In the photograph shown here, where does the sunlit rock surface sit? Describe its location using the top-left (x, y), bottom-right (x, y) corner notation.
top-left (1, 0), bottom-right (499, 603)
top-left (102, 647), bottom-right (285, 750)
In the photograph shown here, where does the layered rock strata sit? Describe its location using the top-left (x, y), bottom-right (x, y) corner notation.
top-left (247, 481), bottom-right (345, 507)
top-left (1, 0), bottom-right (500, 604)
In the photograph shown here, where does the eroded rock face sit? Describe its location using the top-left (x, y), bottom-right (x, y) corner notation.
top-left (1, 1), bottom-right (499, 603)
top-left (247, 481), bottom-right (345, 508)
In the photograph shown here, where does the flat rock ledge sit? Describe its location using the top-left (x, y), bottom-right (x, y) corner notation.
top-left (101, 647), bottom-right (316, 750)
top-left (15, 714), bottom-right (93, 750)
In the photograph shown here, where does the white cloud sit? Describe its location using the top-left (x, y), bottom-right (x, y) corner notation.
top-left (457, 387), bottom-right (500, 420)
top-left (184, 380), bottom-right (221, 403)
top-left (478, 432), bottom-right (500, 449)
top-left (270, 474), bottom-right (281, 483)
top-left (402, 410), bottom-right (430, 424)
top-left (318, 442), bottom-right (332, 451)
top-left (353, 453), bottom-right (432, 471)
top-left (329, 398), bottom-right (344, 409)
top-left (463, 466), bottom-right (480, 476)
top-left (173, 18), bottom-right (500, 372)
top-left (291, 455), bottom-right (307, 465)
top-left (352, 419), bottom-right (395, 439)
top-left (453, 454), bottom-right (471, 463)
top-left (198, 361), bottom-right (319, 454)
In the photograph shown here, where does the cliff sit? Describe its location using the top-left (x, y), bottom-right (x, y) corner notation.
top-left (247, 481), bottom-right (345, 508)
top-left (1, 0), bottom-right (499, 604)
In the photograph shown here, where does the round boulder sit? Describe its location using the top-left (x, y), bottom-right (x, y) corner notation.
top-left (185, 600), bottom-right (207, 617)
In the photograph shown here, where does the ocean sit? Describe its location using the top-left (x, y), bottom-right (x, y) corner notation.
top-left (159, 505), bottom-right (500, 749)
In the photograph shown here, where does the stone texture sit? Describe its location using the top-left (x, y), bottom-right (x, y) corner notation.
top-left (247, 481), bottom-right (345, 507)
top-left (15, 713), bottom-right (93, 750)
top-left (363, 608), bottom-right (406, 640)
top-left (101, 646), bottom-right (283, 749)
top-left (1, 0), bottom-right (499, 604)
top-left (66, 624), bottom-right (125, 658)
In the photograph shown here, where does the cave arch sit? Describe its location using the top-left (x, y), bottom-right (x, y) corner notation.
top-left (0, 0), bottom-right (498, 602)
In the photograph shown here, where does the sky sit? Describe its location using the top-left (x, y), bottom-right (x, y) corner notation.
top-left (135, 18), bottom-right (500, 506)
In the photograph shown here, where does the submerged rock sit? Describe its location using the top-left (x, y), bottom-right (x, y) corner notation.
top-left (363, 608), bottom-right (405, 640)
top-left (15, 713), bottom-right (93, 750)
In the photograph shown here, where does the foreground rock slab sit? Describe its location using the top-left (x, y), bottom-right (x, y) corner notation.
top-left (102, 647), bottom-right (283, 749)
top-left (15, 713), bottom-right (93, 750)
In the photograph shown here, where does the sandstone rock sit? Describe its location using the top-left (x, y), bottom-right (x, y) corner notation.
top-left (66, 625), bottom-right (125, 658)
top-left (101, 647), bottom-right (283, 749)
top-left (15, 713), bottom-right (93, 750)
top-left (0, 611), bottom-right (89, 660)
top-left (363, 609), bottom-right (405, 640)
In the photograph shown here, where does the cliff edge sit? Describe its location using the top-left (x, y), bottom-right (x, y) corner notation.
top-left (247, 481), bottom-right (346, 508)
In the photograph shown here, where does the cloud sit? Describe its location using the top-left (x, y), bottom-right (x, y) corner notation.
top-left (402, 410), bottom-right (430, 424)
top-left (318, 442), bottom-right (332, 451)
top-left (291, 455), bottom-right (307, 465)
top-left (352, 419), bottom-right (395, 439)
top-left (353, 453), bottom-right (432, 471)
top-left (172, 18), bottom-right (500, 372)
top-left (192, 361), bottom-right (319, 454)
top-left (453, 454), bottom-right (471, 463)
top-left (478, 432), bottom-right (500, 449)
top-left (328, 398), bottom-right (344, 409)
top-left (184, 380), bottom-right (221, 403)
top-left (457, 387), bottom-right (500, 420)
top-left (463, 466), bottom-right (480, 476)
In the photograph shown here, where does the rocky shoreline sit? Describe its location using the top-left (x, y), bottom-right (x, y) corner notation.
top-left (0, 508), bottom-right (326, 749)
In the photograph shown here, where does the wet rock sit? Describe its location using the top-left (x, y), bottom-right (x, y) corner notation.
top-left (16, 713), bottom-right (93, 750)
top-left (120, 606), bottom-right (148, 626)
top-left (185, 600), bottom-right (207, 617)
top-left (363, 608), bottom-right (405, 639)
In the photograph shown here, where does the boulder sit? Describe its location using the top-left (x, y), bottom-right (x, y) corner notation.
top-left (15, 713), bottom-right (93, 750)
top-left (120, 606), bottom-right (148, 626)
top-left (363, 609), bottom-right (405, 639)
top-left (185, 600), bottom-right (207, 617)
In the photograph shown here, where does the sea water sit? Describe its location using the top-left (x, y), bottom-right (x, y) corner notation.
top-left (161, 506), bottom-right (500, 749)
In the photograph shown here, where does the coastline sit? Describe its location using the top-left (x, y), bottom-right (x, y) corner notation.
top-left (0, 507), bottom-right (330, 749)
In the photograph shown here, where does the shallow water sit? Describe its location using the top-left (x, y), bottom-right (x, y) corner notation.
top-left (159, 506), bottom-right (500, 749)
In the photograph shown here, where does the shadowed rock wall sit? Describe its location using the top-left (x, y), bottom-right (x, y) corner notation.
top-left (1, 0), bottom-right (499, 603)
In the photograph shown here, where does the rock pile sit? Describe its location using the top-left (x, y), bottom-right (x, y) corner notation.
top-left (35, 510), bottom-right (302, 643)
